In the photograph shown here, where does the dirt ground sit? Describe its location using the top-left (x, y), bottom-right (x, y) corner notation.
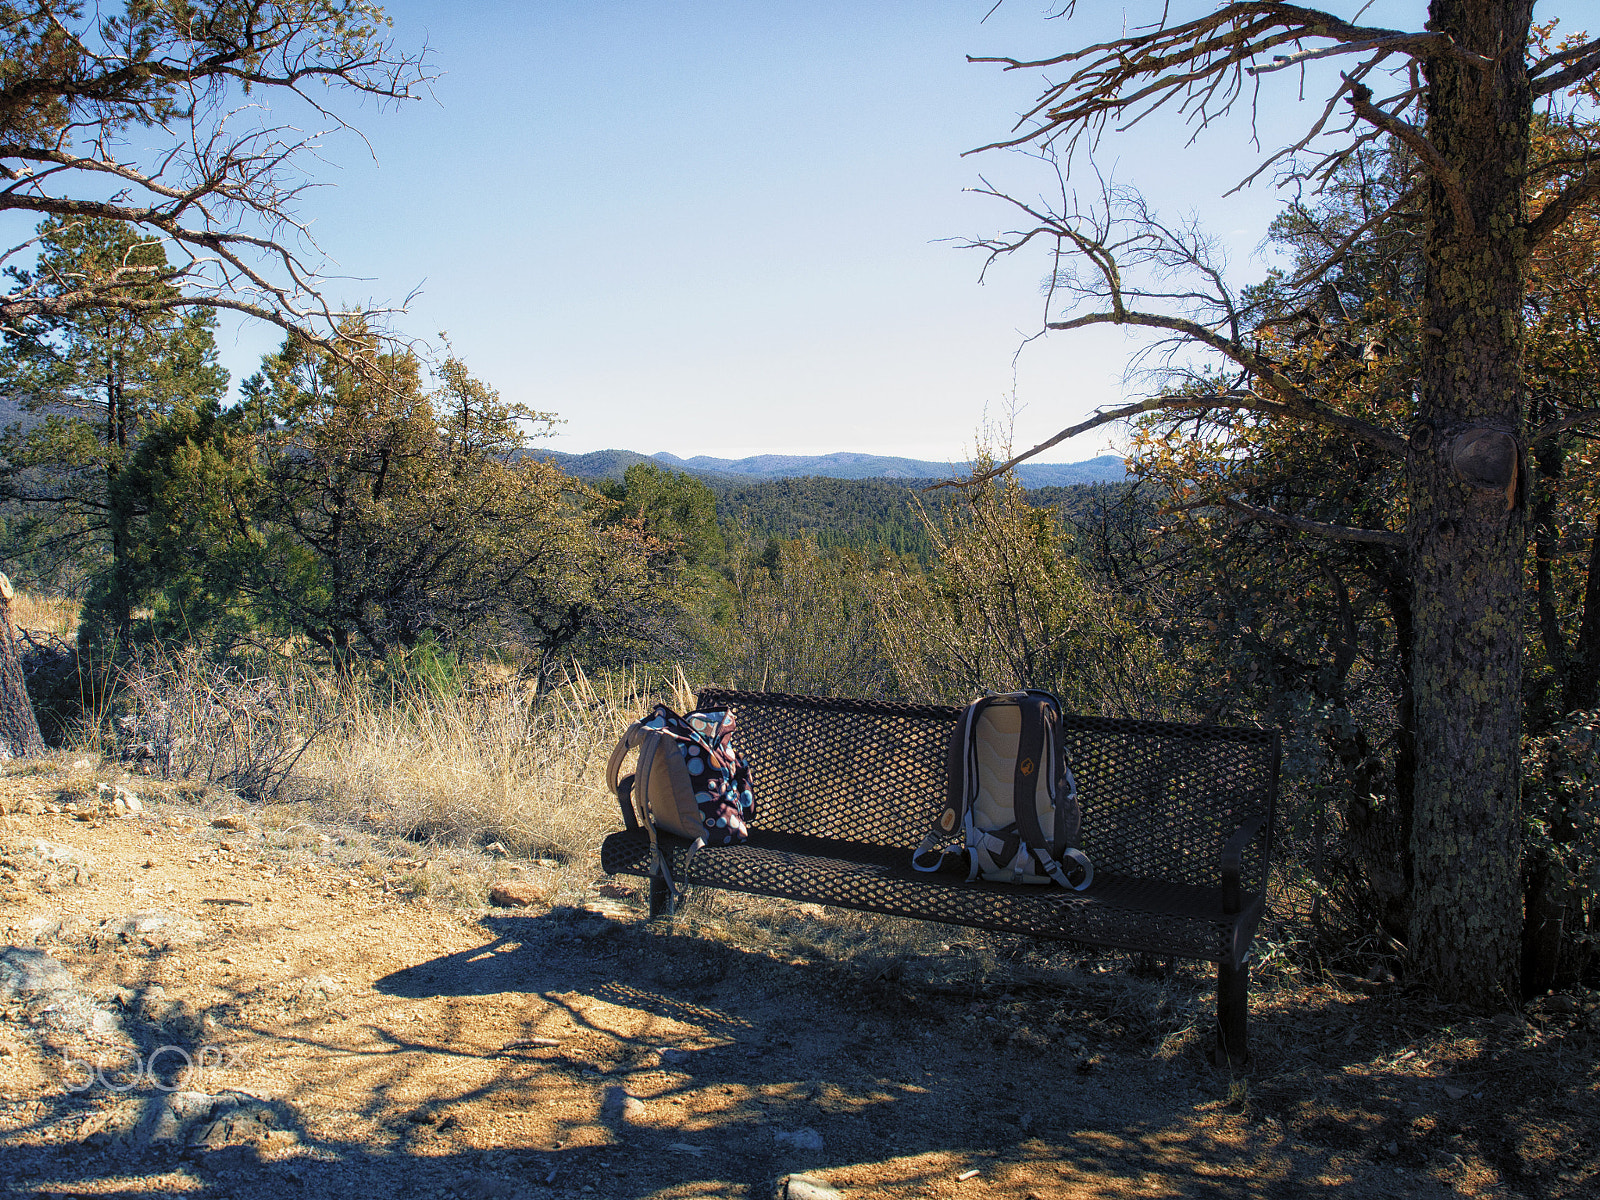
top-left (1, 764), bottom-right (1596, 1200)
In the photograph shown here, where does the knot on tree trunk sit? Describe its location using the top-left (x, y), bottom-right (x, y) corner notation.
top-left (1448, 428), bottom-right (1520, 511)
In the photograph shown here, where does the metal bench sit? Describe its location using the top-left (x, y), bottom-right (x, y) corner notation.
top-left (599, 688), bottom-right (1280, 1066)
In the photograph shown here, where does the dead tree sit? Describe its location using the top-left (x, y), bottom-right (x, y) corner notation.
top-left (0, 1), bottom-right (431, 350)
top-left (0, 574), bottom-right (45, 759)
top-left (957, 2), bottom-right (1600, 1006)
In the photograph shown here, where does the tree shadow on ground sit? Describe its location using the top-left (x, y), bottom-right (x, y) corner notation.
top-left (5, 905), bottom-right (1596, 1199)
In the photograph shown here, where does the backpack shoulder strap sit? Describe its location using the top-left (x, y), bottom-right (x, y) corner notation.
top-left (1020, 691), bottom-right (1078, 855)
top-left (1011, 695), bottom-right (1094, 891)
top-left (606, 721), bottom-right (647, 798)
top-left (1010, 695), bottom-right (1052, 855)
top-left (634, 723), bottom-right (707, 913)
top-left (913, 697), bottom-right (990, 872)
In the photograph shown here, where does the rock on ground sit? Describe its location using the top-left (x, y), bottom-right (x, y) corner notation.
top-left (600, 1085), bottom-right (648, 1126)
top-left (1, 943), bottom-right (126, 1041)
top-left (774, 1126), bottom-right (825, 1152)
top-left (81, 1091), bottom-right (291, 1152)
top-left (90, 911), bottom-right (204, 949)
top-left (488, 880), bottom-right (547, 907)
top-left (779, 1174), bottom-right (842, 1200)
top-left (1, 838), bottom-right (96, 885)
top-left (0, 945), bottom-right (74, 998)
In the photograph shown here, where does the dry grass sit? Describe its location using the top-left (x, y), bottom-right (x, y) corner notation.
top-left (104, 648), bottom-right (700, 902)
top-left (291, 664), bottom-right (681, 870)
top-left (9, 591), bottom-right (81, 638)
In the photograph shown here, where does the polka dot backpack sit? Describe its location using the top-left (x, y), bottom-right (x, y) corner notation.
top-left (606, 704), bottom-right (755, 908)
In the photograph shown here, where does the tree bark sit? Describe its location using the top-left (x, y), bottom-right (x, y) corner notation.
top-left (0, 574), bottom-right (46, 760)
top-left (1406, 0), bottom-right (1533, 1005)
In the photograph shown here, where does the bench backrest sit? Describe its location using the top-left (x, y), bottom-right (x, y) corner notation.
top-left (696, 688), bottom-right (1279, 894)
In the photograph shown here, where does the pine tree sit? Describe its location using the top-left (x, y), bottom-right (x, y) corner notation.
top-left (0, 217), bottom-right (227, 589)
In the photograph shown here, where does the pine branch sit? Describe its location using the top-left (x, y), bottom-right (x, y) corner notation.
top-left (1530, 408), bottom-right (1600, 446)
top-left (1527, 167), bottom-right (1600, 251)
top-left (1529, 37), bottom-right (1600, 97)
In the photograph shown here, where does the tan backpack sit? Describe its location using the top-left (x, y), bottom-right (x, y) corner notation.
top-left (912, 691), bottom-right (1093, 890)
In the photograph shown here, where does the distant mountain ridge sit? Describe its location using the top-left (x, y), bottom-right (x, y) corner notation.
top-left (533, 447), bottom-right (1127, 487)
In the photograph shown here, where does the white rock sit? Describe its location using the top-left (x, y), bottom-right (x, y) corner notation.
top-left (188, 1101), bottom-right (282, 1150)
top-left (139, 1090), bottom-right (217, 1144)
top-left (22, 915), bottom-right (82, 943)
top-left (94, 911), bottom-right (204, 947)
top-left (782, 1175), bottom-right (841, 1200)
top-left (27, 839), bottom-right (96, 870)
top-left (0, 946), bottom-right (74, 998)
top-left (774, 1127), bottom-right (825, 1152)
top-left (97, 782), bottom-right (142, 816)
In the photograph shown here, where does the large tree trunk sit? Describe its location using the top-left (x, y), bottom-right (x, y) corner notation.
top-left (0, 573), bottom-right (46, 760)
top-left (1406, 0), bottom-right (1533, 1005)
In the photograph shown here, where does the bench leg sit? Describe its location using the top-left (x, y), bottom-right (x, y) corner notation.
top-left (1210, 958), bottom-right (1250, 1068)
top-left (648, 871), bottom-right (672, 921)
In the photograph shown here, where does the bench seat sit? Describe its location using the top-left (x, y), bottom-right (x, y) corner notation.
top-left (601, 827), bottom-right (1260, 964)
top-left (599, 688), bottom-right (1279, 1065)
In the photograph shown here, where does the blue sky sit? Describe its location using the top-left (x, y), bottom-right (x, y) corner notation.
top-left (210, 2), bottom-right (1419, 463)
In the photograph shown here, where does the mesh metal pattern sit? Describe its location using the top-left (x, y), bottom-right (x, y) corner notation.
top-left (601, 828), bottom-right (1255, 961)
top-left (696, 689), bottom-right (957, 848)
top-left (1060, 716), bottom-right (1278, 896)
top-left (601, 689), bottom-right (1279, 965)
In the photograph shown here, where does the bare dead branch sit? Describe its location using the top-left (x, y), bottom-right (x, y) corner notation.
top-left (924, 396), bottom-right (1187, 491)
top-left (1245, 35), bottom-right (1443, 76)
top-left (1230, 60), bottom-right (1377, 193)
top-left (1223, 497), bottom-right (1406, 546)
top-left (1530, 408), bottom-right (1600, 446)
top-left (1345, 81), bottom-right (1474, 236)
top-left (1529, 37), bottom-right (1600, 97)
top-left (925, 377), bottom-right (1397, 494)
top-left (955, 161), bottom-right (1409, 493)
top-left (0, 1), bottom-right (431, 348)
top-left (1044, 309), bottom-right (1407, 455)
top-left (965, 4), bottom-right (1477, 162)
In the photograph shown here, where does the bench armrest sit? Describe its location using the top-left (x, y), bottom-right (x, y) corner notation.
top-left (1221, 814), bottom-right (1268, 915)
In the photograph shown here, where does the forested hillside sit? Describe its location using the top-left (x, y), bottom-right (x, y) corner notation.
top-left (704, 476), bottom-right (1141, 561)
top-left (708, 476), bottom-right (946, 559)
